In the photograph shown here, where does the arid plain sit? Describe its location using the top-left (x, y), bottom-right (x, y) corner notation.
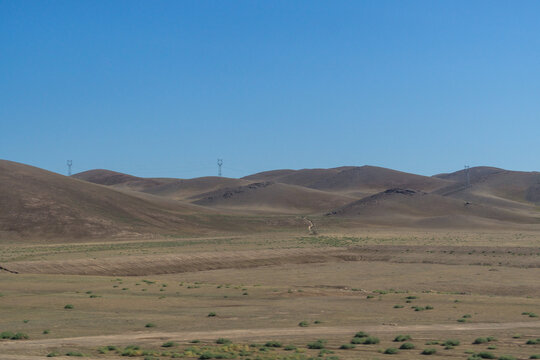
top-left (1, 160), bottom-right (539, 360)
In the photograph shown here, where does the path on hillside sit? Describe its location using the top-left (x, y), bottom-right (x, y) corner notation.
top-left (1, 321), bottom-right (539, 353)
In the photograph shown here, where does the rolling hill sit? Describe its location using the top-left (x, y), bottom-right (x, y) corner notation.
top-left (244, 165), bottom-right (453, 196)
top-left (0, 160), bottom-right (251, 240)
top-left (3, 160), bottom-right (540, 239)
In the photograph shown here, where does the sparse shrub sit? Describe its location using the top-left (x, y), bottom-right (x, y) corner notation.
top-left (264, 341), bottom-right (282, 347)
top-left (394, 334), bottom-right (411, 342)
top-left (400, 342), bottom-right (415, 350)
top-left (340, 344), bottom-right (355, 349)
top-left (64, 304), bottom-right (74, 309)
top-left (145, 323), bottom-right (156, 328)
top-left (384, 347), bottom-right (399, 354)
top-left (47, 352), bottom-right (59, 357)
top-left (444, 339), bottom-right (460, 347)
top-left (463, 314), bottom-right (472, 318)
top-left (298, 321), bottom-right (309, 327)
top-left (476, 351), bottom-right (496, 359)
top-left (526, 339), bottom-right (540, 345)
top-left (512, 334), bottom-right (522, 338)
top-left (11, 332), bottom-right (29, 340)
top-left (284, 345), bottom-right (297, 351)
top-left (354, 331), bottom-right (369, 338)
top-left (307, 339), bottom-right (326, 349)
top-left (393, 305), bottom-right (404, 308)
top-left (162, 341), bottom-right (177, 347)
top-left (216, 338), bottom-right (231, 345)
top-left (1, 331), bottom-right (14, 339)
top-left (208, 312), bottom-right (217, 317)
top-left (422, 348), bottom-right (437, 355)
top-left (457, 318), bottom-right (467, 323)
top-left (43, 329), bottom-right (50, 334)
top-left (530, 355), bottom-right (540, 359)
top-left (351, 336), bottom-right (379, 345)
top-left (65, 351), bottom-right (84, 357)
top-left (314, 320), bottom-right (322, 324)
top-left (190, 340), bottom-right (200, 343)
top-left (474, 338), bottom-right (488, 344)
top-left (487, 337), bottom-right (496, 342)
top-left (529, 313), bottom-right (539, 318)
top-left (425, 305), bottom-right (434, 310)
top-left (406, 296), bottom-right (417, 299)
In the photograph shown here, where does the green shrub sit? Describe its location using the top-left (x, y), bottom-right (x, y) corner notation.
top-left (162, 341), bottom-right (178, 347)
top-left (530, 313), bottom-right (539, 318)
top-left (11, 332), bottom-right (29, 340)
top-left (298, 321), bottom-right (309, 327)
top-left (474, 338), bottom-right (488, 344)
top-left (425, 305), bottom-right (434, 310)
top-left (354, 331), bottom-right (369, 338)
top-left (498, 356), bottom-right (515, 360)
top-left (421, 348), bottom-right (437, 355)
top-left (527, 339), bottom-right (540, 345)
top-left (64, 304), bottom-right (74, 309)
top-left (191, 340), bottom-right (201, 343)
top-left (394, 334), bottom-right (411, 342)
top-left (47, 352), bottom-right (59, 357)
top-left (477, 352), bottom-right (496, 359)
top-left (307, 340), bottom-right (326, 349)
top-left (384, 347), bottom-right (399, 354)
top-left (444, 339), bottom-right (460, 347)
top-left (65, 352), bottom-right (84, 357)
top-left (400, 342), bottom-right (415, 350)
top-left (425, 341), bottom-right (439, 345)
top-left (145, 323), bottom-right (156, 328)
top-left (208, 312), bottom-right (217, 317)
top-left (463, 314), bottom-right (472, 318)
top-left (216, 338), bottom-right (231, 345)
top-left (406, 296), bottom-right (417, 300)
top-left (457, 318), bottom-right (467, 323)
top-left (264, 341), bottom-right (282, 347)
top-left (530, 355), bottom-right (540, 359)
top-left (1, 331), bottom-right (14, 339)
top-left (284, 345), bottom-right (297, 351)
top-left (393, 305), bottom-right (404, 308)
top-left (351, 336), bottom-right (379, 345)
top-left (43, 329), bottom-right (50, 334)
top-left (340, 344), bottom-right (355, 349)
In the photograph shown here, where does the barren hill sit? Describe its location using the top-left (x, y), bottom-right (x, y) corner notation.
top-left (434, 167), bottom-right (540, 204)
top-left (326, 188), bottom-right (540, 228)
top-left (0, 160), bottom-right (232, 239)
top-left (192, 181), bottom-right (355, 214)
top-left (244, 165), bottom-right (452, 196)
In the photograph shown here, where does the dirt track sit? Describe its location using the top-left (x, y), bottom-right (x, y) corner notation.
top-left (1, 321), bottom-right (539, 355)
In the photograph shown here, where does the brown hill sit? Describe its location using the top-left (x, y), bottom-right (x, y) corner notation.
top-left (72, 169), bottom-right (174, 192)
top-left (145, 177), bottom-right (252, 200)
top-left (244, 166), bottom-right (452, 196)
top-left (192, 181), bottom-right (355, 214)
top-left (0, 160), bottom-right (234, 239)
top-left (326, 188), bottom-right (540, 228)
top-left (434, 167), bottom-right (540, 204)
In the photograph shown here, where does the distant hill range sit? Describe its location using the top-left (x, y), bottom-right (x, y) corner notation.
top-left (1, 160), bottom-right (540, 239)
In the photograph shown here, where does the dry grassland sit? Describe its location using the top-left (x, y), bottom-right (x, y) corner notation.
top-left (0, 230), bottom-right (539, 360)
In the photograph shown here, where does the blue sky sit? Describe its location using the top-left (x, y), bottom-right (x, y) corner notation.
top-left (1, 0), bottom-right (539, 178)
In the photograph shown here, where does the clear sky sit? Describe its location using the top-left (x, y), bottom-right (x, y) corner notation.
top-left (1, 1), bottom-right (539, 179)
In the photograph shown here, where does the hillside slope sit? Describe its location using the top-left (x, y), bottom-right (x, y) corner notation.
top-left (192, 181), bottom-right (355, 214)
top-left (244, 166), bottom-right (452, 196)
top-left (326, 188), bottom-right (540, 228)
top-left (0, 161), bottom-right (226, 239)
